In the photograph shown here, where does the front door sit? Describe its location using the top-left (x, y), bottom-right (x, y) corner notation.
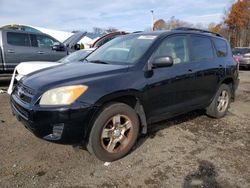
top-left (3, 31), bottom-right (32, 71)
top-left (144, 35), bottom-right (197, 123)
top-left (30, 34), bottom-right (67, 61)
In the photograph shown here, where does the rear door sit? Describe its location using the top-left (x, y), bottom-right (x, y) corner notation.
top-left (189, 35), bottom-right (224, 105)
top-left (30, 34), bottom-right (67, 61)
top-left (3, 31), bottom-right (32, 71)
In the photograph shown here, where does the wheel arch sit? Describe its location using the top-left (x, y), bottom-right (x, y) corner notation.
top-left (220, 77), bottom-right (235, 100)
top-left (83, 90), bottom-right (148, 145)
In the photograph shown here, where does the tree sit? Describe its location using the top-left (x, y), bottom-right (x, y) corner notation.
top-left (208, 23), bottom-right (222, 33)
top-left (153, 17), bottom-right (194, 31)
top-left (153, 19), bottom-right (166, 30)
top-left (224, 0), bottom-right (250, 47)
top-left (106, 27), bottom-right (118, 33)
top-left (93, 27), bottom-right (105, 34)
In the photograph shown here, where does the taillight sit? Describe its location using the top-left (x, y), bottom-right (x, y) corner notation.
top-left (233, 55), bottom-right (240, 64)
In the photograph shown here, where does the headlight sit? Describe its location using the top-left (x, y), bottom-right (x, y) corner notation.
top-left (39, 85), bottom-right (88, 106)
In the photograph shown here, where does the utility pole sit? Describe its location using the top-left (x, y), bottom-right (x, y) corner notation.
top-left (150, 10), bottom-right (155, 31)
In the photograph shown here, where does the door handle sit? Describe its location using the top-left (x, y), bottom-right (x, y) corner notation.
top-left (219, 64), bottom-right (223, 67)
top-left (188, 69), bottom-right (193, 72)
top-left (7, 49), bottom-right (15, 53)
top-left (38, 51), bottom-right (45, 54)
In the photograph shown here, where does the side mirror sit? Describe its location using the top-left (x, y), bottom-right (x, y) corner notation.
top-left (52, 43), bottom-right (66, 51)
top-left (74, 44), bottom-right (80, 50)
top-left (151, 56), bottom-right (173, 69)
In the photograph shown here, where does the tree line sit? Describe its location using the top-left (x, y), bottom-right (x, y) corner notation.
top-left (153, 0), bottom-right (250, 48)
top-left (209, 0), bottom-right (250, 48)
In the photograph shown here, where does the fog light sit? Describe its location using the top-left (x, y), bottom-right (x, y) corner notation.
top-left (43, 123), bottom-right (64, 141)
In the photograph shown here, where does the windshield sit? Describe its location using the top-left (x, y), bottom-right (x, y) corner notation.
top-left (232, 48), bottom-right (250, 55)
top-left (58, 49), bottom-right (92, 63)
top-left (86, 34), bottom-right (157, 65)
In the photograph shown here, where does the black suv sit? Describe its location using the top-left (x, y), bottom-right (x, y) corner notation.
top-left (10, 28), bottom-right (239, 161)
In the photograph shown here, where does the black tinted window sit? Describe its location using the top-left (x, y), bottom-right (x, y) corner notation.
top-left (191, 36), bottom-right (214, 61)
top-left (7, 32), bottom-right (30, 46)
top-left (213, 38), bottom-right (228, 57)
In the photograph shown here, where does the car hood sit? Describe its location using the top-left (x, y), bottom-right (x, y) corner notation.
top-left (17, 61), bottom-right (60, 75)
top-left (22, 62), bottom-right (128, 91)
top-left (63, 31), bottom-right (87, 47)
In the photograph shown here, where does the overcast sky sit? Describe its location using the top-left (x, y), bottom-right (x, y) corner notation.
top-left (0, 0), bottom-right (231, 32)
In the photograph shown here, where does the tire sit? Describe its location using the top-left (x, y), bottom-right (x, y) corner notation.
top-left (206, 84), bottom-right (232, 118)
top-left (87, 103), bottom-right (139, 162)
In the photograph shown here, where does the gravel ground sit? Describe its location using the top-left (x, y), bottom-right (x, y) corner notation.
top-left (0, 71), bottom-right (249, 188)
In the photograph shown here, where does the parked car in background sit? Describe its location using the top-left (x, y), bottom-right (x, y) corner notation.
top-left (10, 28), bottom-right (239, 161)
top-left (7, 48), bottom-right (94, 94)
top-left (0, 28), bottom-right (86, 73)
top-left (232, 47), bottom-right (250, 69)
top-left (91, 31), bottom-right (128, 48)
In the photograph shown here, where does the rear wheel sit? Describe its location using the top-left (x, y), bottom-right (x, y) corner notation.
top-left (206, 84), bottom-right (231, 118)
top-left (87, 103), bottom-right (139, 162)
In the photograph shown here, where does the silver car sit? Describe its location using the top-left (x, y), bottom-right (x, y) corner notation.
top-left (232, 47), bottom-right (250, 69)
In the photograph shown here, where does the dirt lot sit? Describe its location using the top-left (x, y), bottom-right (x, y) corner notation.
top-left (0, 71), bottom-right (249, 188)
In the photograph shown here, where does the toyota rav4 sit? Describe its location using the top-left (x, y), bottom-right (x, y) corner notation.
top-left (10, 28), bottom-right (240, 161)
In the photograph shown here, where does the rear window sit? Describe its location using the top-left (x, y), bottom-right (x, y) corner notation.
top-left (191, 36), bottom-right (214, 61)
top-left (7, 32), bottom-right (30, 46)
top-left (213, 38), bottom-right (228, 57)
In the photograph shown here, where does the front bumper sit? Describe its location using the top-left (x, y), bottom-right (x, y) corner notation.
top-left (11, 94), bottom-right (96, 144)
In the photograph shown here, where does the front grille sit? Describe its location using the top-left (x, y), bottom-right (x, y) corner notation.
top-left (12, 99), bottom-right (29, 120)
top-left (14, 83), bottom-right (35, 104)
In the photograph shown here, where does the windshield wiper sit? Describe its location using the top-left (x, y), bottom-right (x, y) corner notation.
top-left (88, 60), bottom-right (109, 64)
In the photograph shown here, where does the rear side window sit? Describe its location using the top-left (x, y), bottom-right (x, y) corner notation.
top-left (213, 38), bottom-right (228, 57)
top-left (191, 36), bottom-right (214, 61)
top-left (7, 32), bottom-right (30, 46)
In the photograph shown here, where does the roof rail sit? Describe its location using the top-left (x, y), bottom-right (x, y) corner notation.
top-left (132, 31), bottom-right (143, 33)
top-left (173, 27), bottom-right (222, 37)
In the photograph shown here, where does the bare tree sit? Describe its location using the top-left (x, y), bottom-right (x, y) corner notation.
top-left (106, 27), bottom-right (118, 33)
top-left (93, 27), bottom-right (105, 34)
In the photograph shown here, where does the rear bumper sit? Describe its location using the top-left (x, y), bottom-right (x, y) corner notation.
top-left (239, 64), bottom-right (250, 69)
top-left (11, 94), bottom-right (96, 144)
top-left (239, 59), bottom-right (250, 68)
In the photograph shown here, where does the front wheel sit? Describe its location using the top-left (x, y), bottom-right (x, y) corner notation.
top-left (87, 103), bottom-right (139, 162)
top-left (206, 84), bottom-right (232, 118)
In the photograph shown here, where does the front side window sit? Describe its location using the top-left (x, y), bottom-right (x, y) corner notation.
top-left (213, 38), bottom-right (228, 57)
top-left (191, 36), bottom-right (214, 61)
top-left (152, 35), bottom-right (190, 64)
top-left (86, 34), bottom-right (157, 64)
top-left (7, 32), bottom-right (30, 46)
top-left (36, 35), bottom-right (57, 48)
